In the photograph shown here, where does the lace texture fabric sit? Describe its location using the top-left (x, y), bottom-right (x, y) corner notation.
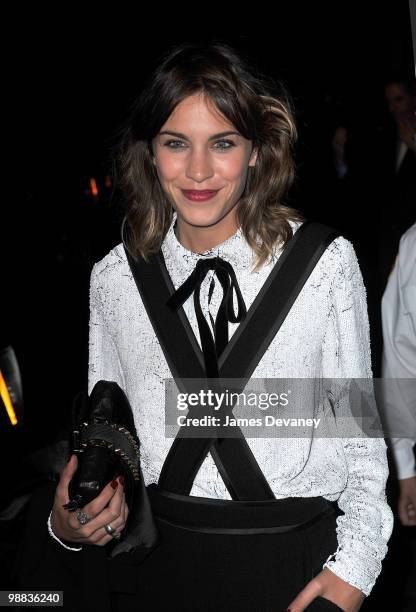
top-left (86, 211), bottom-right (393, 596)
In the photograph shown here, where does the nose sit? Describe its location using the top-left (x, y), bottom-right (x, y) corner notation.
top-left (185, 148), bottom-right (214, 183)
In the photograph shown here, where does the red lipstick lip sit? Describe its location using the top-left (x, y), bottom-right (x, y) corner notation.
top-left (182, 190), bottom-right (219, 195)
top-left (181, 189), bottom-right (219, 201)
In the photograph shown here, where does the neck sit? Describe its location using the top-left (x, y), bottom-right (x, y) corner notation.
top-left (174, 209), bottom-right (240, 255)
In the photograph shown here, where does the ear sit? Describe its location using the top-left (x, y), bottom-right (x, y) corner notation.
top-left (148, 140), bottom-right (157, 165)
top-left (248, 146), bottom-right (258, 167)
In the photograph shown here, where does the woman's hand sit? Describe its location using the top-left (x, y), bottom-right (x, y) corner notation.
top-left (398, 476), bottom-right (416, 526)
top-left (50, 454), bottom-right (130, 546)
top-left (398, 116), bottom-right (416, 152)
top-left (286, 568), bottom-right (365, 611)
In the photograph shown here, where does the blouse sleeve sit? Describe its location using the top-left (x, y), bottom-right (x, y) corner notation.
top-left (88, 262), bottom-right (126, 395)
top-left (321, 237), bottom-right (394, 597)
top-left (45, 262), bottom-right (127, 552)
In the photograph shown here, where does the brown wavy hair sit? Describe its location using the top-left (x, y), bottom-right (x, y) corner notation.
top-left (117, 40), bottom-right (305, 272)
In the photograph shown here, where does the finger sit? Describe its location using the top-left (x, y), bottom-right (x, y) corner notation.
top-left (119, 493), bottom-right (126, 525)
top-left (86, 478), bottom-right (121, 516)
top-left (119, 484), bottom-right (129, 527)
top-left (67, 479), bottom-right (121, 531)
top-left (94, 528), bottom-right (122, 547)
top-left (56, 454), bottom-right (79, 504)
top-left (94, 533), bottom-right (118, 547)
top-left (406, 504), bottom-right (416, 524)
top-left (398, 505), bottom-right (408, 526)
top-left (90, 494), bottom-right (127, 545)
top-left (398, 498), bottom-right (412, 526)
top-left (101, 480), bottom-right (125, 523)
top-left (78, 480), bottom-right (124, 537)
top-left (91, 506), bottom-right (127, 545)
top-left (117, 478), bottom-right (128, 522)
top-left (83, 511), bottom-right (126, 546)
top-left (399, 506), bottom-right (416, 526)
top-left (285, 578), bottom-right (322, 612)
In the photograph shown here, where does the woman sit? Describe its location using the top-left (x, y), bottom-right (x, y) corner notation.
top-left (29, 42), bottom-right (393, 611)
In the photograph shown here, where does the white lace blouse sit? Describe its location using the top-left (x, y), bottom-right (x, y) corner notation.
top-left (50, 210), bottom-right (394, 597)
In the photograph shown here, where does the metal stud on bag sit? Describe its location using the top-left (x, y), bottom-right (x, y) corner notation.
top-left (63, 381), bottom-right (142, 520)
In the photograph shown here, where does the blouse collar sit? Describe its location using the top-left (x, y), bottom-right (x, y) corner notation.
top-left (161, 210), bottom-right (259, 282)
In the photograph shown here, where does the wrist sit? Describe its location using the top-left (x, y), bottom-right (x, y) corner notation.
top-left (399, 475), bottom-right (416, 489)
top-left (47, 509), bottom-right (83, 551)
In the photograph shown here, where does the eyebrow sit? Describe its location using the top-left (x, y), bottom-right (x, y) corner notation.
top-left (158, 130), bottom-right (241, 141)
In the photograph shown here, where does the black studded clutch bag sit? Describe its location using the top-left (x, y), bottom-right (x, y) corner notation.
top-left (62, 379), bottom-right (159, 558)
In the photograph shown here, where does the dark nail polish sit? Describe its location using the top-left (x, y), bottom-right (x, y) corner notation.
top-left (111, 480), bottom-right (118, 489)
top-left (67, 455), bottom-right (72, 463)
top-left (119, 476), bottom-right (125, 486)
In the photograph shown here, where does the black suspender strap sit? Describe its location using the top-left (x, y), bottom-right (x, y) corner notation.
top-left (125, 220), bottom-right (340, 500)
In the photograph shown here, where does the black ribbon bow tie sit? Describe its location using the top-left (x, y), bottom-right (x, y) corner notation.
top-left (166, 256), bottom-right (247, 378)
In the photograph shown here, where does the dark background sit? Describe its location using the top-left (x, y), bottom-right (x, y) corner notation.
top-left (0, 5), bottom-right (415, 609)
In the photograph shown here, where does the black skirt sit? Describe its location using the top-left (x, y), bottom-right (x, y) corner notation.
top-left (14, 482), bottom-right (343, 612)
top-left (110, 483), bottom-right (342, 612)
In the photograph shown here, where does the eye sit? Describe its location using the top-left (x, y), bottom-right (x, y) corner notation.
top-left (164, 140), bottom-right (187, 149)
top-left (162, 139), bottom-right (236, 150)
top-left (214, 140), bottom-right (236, 150)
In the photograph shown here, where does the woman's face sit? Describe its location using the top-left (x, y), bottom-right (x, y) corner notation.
top-left (151, 92), bottom-right (258, 230)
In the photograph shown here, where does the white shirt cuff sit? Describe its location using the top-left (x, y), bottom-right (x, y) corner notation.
top-left (391, 439), bottom-right (416, 480)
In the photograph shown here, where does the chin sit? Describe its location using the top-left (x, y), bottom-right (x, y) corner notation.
top-left (175, 205), bottom-right (230, 229)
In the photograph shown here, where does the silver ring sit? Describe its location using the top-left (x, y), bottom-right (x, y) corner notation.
top-left (104, 523), bottom-right (121, 539)
top-left (104, 523), bottom-right (115, 535)
top-left (76, 510), bottom-right (92, 525)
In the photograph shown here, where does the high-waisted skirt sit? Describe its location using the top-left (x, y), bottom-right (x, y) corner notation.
top-left (109, 483), bottom-right (343, 612)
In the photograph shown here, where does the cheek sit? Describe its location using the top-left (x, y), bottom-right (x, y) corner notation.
top-left (155, 153), bottom-right (183, 181)
top-left (216, 153), bottom-right (251, 182)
